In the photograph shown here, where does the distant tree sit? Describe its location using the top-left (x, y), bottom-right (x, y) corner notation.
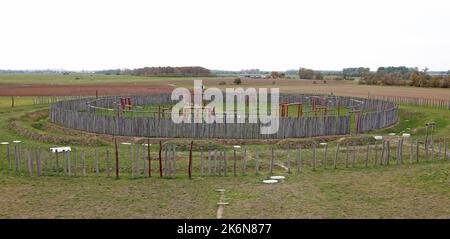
top-left (233, 78), bottom-right (242, 85)
top-left (343, 67), bottom-right (370, 78)
top-left (271, 71), bottom-right (280, 79)
top-left (299, 68), bottom-right (315, 79)
top-left (299, 67), bottom-right (323, 80)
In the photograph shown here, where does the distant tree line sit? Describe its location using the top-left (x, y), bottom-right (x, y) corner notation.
top-left (298, 67), bottom-right (323, 80)
top-left (342, 67), bottom-right (370, 78)
top-left (96, 66), bottom-right (212, 77)
top-left (359, 67), bottom-right (449, 88)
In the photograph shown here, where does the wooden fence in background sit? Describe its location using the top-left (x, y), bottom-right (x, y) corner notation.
top-left (49, 94), bottom-right (398, 139)
top-left (370, 95), bottom-right (450, 110)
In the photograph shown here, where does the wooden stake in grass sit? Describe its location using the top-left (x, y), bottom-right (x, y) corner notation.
top-left (345, 143), bottom-right (349, 168)
top-left (11, 96), bottom-right (14, 108)
top-left (200, 147), bottom-right (204, 177)
top-left (287, 144), bottom-right (291, 173)
top-left (365, 143), bottom-right (369, 167)
top-left (115, 138), bottom-right (119, 179)
top-left (438, 139), bottom-right (442, 160)
top-left (224, 150), bottom-right (228, 176)
top-left (255, 148), bottom-right (259, 175)
top-left (334, 143), bottom-right (339, 169)
top-left (95, 149), bottom-right (99, 176)
top-left (233, 148), bottom-right (237, 176)
top-left (416, 139), bottom-right (420, 163)
top-left (158, 141), bottom-right (163, 177)
top-left (386, 141), bottom-right (390, 166)
top-left (296, 144), bottom-right (301, 174)
top-left (188, 140), bottom-right (193, 179)
top-left (270, 148), bottom-right (274, 175)
top-left (148, 138), bottom-right (151, 177)
top-left (106, 150), bottom-right (111, 177)
top-left (312, 144), bottom-right (317, 171)
top-left (82, 150), bottom-right (86, 176)
top-left (374, 141), bottom-right (378, 165)
top-left (352, 142), bottom-right (356, 167)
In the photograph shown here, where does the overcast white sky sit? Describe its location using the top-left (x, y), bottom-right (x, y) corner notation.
top-left (0, 0), bottom-right (449, 71)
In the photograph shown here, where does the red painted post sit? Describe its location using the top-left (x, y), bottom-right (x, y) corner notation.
top-left (188, 140), bottom-right (193, 179)
top-left (127, 97), bottom-right (132, 111)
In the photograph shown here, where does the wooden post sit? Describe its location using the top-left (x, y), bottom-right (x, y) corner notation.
top-left (164, 145), bottom-right (168, 177)
top-left (374, 141), bottom-right (378, 165)
top-left (14, 145), bottom-right (18, 173)
top-left (365, 143), bottom-right (369, 167)
top-left (438, 139), bottom-right (442, 160)
top-left (115, 138), bottom-right (119, 179)
top-left (36, 148), bottom-right (41, 177)
top-left (7, 144), bottom-right (11, 171)
top-left (214, 148), bottom-right (217, 176)
top-left (345, 143), bottom-right (349, 168)
top-left (224, 150), bottom-right (228, 176)
top-left (297, 145), bottom-right (302, 174)
top-left (159, 141), bottom-right (162, 177)
top-left (218, 150), bottom-right (222, 176)
top-left (67, 150), bottom-right (71, 177)
top-left (399, 139), bottom-right (403, 164)
top-left (410, 142), bottom-right (414, 164)
top-left (148, 139), bottom-right (151, 177)
top-left (106, 150), bottom-right (110, 177)
top-left (312, 144), bottom-right (316, 171)
top-left (131, 145), bottom-right (135, 178)
top-left (95, 149), bottom-right (99, 176)
top-left (188, 140), bottom-right (193, 179)
top-left (242, 148), bottom-right (247, 174)
top-left (323, 144), bottom-right (328, 169)
top-left (381, 141), bottom-right (386, 166)
top-left (386, 141), bottom-right (390, 165)
top-left (287, 144), bottom-right (291, 173)
top-left (73, 148), bottom-right (77, 177)
top-left (334, 144), bottom-right (339, 169)
top-left (255, 148), bottom-right (259, 175)
top-left (200, 147), bottom-right (204, 177)
top-left (431, 139), bottom-right (435, 161)
top-left (444, 138), bottom-right (447, 161)
top-left (416, 139), bottom-right (419, 163)
top-left (270, 148), bottom-right (274, 175)
top-left (62, 151), bottom-right (66, 176)
top-left (208, 146), bottom-right (212, 176)
top-left (233, 148), bottom-right (237, 176)
top-left (55, 151), bottom-right (59, 176)
top-left (82, 150), bottom-right (86, 176)
top-left (352, 142), bottom-right (356, 167)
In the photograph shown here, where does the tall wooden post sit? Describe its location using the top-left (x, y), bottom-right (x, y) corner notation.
top-left (158, 141), bottom-right (162, 177)
top-left (115, 138), bottom-right (119, 179)
top-left (147, 138), bottom-right (151, 177)
top-left (188, 140), bottom-right (193, 179)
